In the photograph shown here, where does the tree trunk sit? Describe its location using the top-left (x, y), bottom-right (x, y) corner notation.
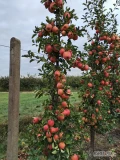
top-left (88, 126), bottom-right (95, 160)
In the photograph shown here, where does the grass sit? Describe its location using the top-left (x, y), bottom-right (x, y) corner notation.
top-left (0, 91), bottom-right (79, 124)
top-left (0, 92), bottom-right (44, 124)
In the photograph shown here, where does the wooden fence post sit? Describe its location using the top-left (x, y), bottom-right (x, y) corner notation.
top-left (7, 37), bottom-right (21, 160)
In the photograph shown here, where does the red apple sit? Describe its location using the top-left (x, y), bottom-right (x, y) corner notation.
top-left (88, 51), bottom-right (93, 55)
top-left (73, 34), bottom-right (78, 40)
top-left (57, 114), bottom-right (65, 121)
top-left (91, 41), bottom-right (95, 45)
top-left (48, 2), bottom-right (56, 13)
top-left (48, 105), bottom-right (53, 110)
top-left (63, 51), bottom-right (72, 60)
top-left (95, 108), bottom-right (99, 112)
top-left (116, 108), bottom-right (120, 113)
top-left (57, 82), bottom-right (63, 89)
top-left (61, 101), bottom-right (68, 108)
top-left (68, 31), bottom-right (74, 39)
top-left (37, 134), bottom-right (41, 137)
top-left (55, 0), bottom-right (63, 7)
top-left (50, 127), bottom-right (59, 133)
top-left (59, 132), bottom-right (63, 138)
top-left (48, 119), bottom-right (55, 127)
top-left (45, 24), bottom-right (53, 32)
top-left (64, 12), bottom-right (71, 19)
top-left (59, 48), bottom-right (65, 56)
top-left (33, 117), bottom-right (40, 124)
top-left (45, 44), bottom-right (53, 54)
top-left (61, 30), bottom-right (66, 36)
top-left (88, 82), bottom-right (93, 88)
top-left (84, 64), bottom-right (89, 71)
top-left (46, 131), bottom-right (52, 138)
top-left (52, 26), bottom-right (59, 34)
top-left (62, 109), bottom-right (70, 116)
top-left (47, 144), bottom-right (52, 150)
top-left (83, 109), bottom-right (87, 113)
top-left (59, 142), bottom-right (66, 149)
top-left (77, 62), bottom-right (83, 69)
top-left (58, 89), bottom-right (64, 96)
top-left (71, 154), bottom-right (79, 160)
top-left (98, 51), bottom-right (103, 56)
top-left (100, 80), bottom-right (105, 85)
top-left (61, 24), bottom-right (69, 31)
top-left (66, 89), bottom-right (71, 95)
top-left (53, 134), bottom-right (59, 141)
top-left (50, 56), bottom-right (57, 63)
top-left (44, 0), bottom-right (51, 9)
top-left (99, 86), bottom-right (103, 91)
top-left (97, 100), bottom-right (101, 106)
top-left (38, 31), bottom-right (43, 37)
top-left (43, 124), bottom-right (49, 131)
top-left (54, 70), bottom-right (60, 77)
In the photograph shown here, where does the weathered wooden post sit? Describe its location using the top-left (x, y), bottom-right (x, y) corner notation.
top-left (7, 37), bottom-right (21, 160)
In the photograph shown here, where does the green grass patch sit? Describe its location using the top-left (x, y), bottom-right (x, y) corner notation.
top-left (0, 92), bottom-right (47, 124)
top-left (0, 91), bottom-right (79, 124)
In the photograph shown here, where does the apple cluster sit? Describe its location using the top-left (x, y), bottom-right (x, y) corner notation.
top-left (38, 26), bottom-right (79, 64)
top-left (38, 22), bottom-right (78, 40)
top-left (43, 119), bottom-right (66, 151)
top-left (32, 68), bottom-right (80, 158)
top-left (54, 70), bottom-right (71, 119)
top-left (44, 0), bottom-right (64, 12)
top-left (73, 57), bottom-right (90, 71)
top-left (44, 44), bottom-right (73, 62)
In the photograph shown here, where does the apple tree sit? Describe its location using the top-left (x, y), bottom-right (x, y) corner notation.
top-left (23, 0), bottom-right (89, 159)
top-left (77, 0), bottom-right (120, 158)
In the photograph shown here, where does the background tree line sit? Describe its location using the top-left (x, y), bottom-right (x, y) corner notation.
top-left (0, 75), bottom-right (82, 91)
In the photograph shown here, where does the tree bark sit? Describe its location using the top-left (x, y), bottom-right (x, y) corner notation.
top-left (88, 126), bottom-right (95, 160)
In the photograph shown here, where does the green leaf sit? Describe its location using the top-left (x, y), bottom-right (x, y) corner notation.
top-left (52, 142), bottom-right (55, 148)
top-left (66, 148), bottom-right (70, 155)
top-left (30, 59), bottom-right (34, 63)
top-left (61, 149), bottom-right (65, 153)
top-left (32, 33), bottom-right (37, 38)
top-left (52, 150), bottom-right (57, 154)
top-left (38, 43), bottom-right (41, 53)
top-left (48, 70), bottom-right (53, 75)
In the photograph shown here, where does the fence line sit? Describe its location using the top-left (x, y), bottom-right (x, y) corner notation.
top-left (0, 44), bottom-right (44, 55)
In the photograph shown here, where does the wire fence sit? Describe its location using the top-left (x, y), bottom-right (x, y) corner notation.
top-left (0, 44), bottom-right (82, 77)
top-left (0, 44), bottom-right (44, 77)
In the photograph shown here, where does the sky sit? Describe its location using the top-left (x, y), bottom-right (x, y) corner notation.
top-left (0, 0), bottom-right (120, 77)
